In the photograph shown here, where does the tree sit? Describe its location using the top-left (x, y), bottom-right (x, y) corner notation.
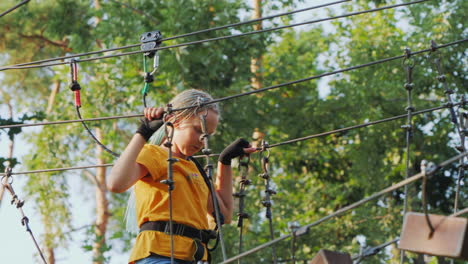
top-left (1, 0), bottom-right (466, 263)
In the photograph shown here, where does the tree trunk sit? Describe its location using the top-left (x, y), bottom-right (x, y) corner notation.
top-left (0, 102), bottom-right (15, 208)
top-left (46, 246), bottom-right (55, 264)
top-left (250, 0), bottom-right (262, 90)
top-left (92, 128), bottom-right (109, 264)
top-left (46, 80), bottom-right (61, 115)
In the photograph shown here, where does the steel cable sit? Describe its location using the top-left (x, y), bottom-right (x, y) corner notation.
top-left (0, 0), bottom-right (428, 71)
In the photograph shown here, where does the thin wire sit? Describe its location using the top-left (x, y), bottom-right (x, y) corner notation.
top-left (75, 107), bottom-right (120, 157)
top-left (0, 0), bottom-right (30, 18)
top-left (0, 0), bottom-right (348, 69)
top-left (0, 0), bottom-right (428, 71)
top-left (2, 39), bottom-right (464, 131)
top-left (0, 102), bottom-right (463, 178)
top-left (265, 103), bottom-right (463, 149)
top-left (0, 113), bottom-right (142, 130)
top-left (400, 49), bottom-right (416, 264)
top-left (0, 39), bottom-right (463, 131)
top-left (171, 38), bottom-right (468, 113)
top-left (219, 152), bottom-right (467, 264)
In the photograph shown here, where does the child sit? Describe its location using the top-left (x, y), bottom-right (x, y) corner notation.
top-left (107, 89), bottom-right (256, 264)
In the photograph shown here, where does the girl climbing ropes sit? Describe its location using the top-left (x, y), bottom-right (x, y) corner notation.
top-left (107, 89), bottom-right (256, 264)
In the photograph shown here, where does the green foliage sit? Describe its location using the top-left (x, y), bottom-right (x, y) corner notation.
top-left (1, 0), bottom-right (466, 263)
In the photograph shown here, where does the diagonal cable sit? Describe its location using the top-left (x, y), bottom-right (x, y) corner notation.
top-left (0, 0), bottom-right (30, 18)
top-left (0, 0), bottom-right (428, 71)
top-left (0, 38), bottom-right (466, 131)
top-left (0, 0), bottom-right (349, 70)
top-left (219, 152), bottom-right (468, 264)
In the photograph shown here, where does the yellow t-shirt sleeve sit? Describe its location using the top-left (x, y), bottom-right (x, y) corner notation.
top-left (136, 144), bottom-right (165, 181)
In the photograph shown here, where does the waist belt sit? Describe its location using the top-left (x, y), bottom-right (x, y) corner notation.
top-left (140, 221), bottom-right (216, 262)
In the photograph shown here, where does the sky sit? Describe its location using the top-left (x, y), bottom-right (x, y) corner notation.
top-left (0, 1), bottom-right (371, 263)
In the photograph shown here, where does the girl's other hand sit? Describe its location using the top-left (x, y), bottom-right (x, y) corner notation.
top-left (144, 107), bottom-right (165, 121)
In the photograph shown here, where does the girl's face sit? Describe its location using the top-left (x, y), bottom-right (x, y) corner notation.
top-left (171, 109), bottom-right (219, 158)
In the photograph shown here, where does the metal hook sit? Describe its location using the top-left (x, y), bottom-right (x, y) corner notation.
top-left (149, 53), bottom-right (159, 75)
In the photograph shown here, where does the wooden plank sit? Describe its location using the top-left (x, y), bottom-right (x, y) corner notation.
top-left (399, 212), bottom-right (468, 260)
top-left (309, 249), bottom-right (353, 264)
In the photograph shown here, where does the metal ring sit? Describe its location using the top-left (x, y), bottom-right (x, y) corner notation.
top-left (164, 121), bottom-right (174, 142)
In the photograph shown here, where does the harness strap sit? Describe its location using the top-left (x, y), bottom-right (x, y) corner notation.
top-left (140, 221), bottom-right (216, 261)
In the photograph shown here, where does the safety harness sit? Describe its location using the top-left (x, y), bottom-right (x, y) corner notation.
top-left (139, 156), bottom-right (223, 263)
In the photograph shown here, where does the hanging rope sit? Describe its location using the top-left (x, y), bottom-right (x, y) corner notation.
top-left (69, 60), bottom-right (120, 158)
top-left (233, 155), bottom-right (250, 263)
top-left (0, 0), bottom-right (430, 71)
top-left (1, 167), bottom-right (48, 264)
top-left (400, 47), bottom-right (416, 264)
top-left (259, 140), bottom-right (278, 264)
top-left (199, 108), bottom-right (228, 260)
top-left (219, 152), bottom-right (467, 263)
top-left (160, 105), bottom-right (178, 264)
top-left (430, 40), bottom-right (467, 214)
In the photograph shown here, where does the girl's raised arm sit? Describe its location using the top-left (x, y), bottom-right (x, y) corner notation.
top-left (107, 107), bottom-right (165, 193)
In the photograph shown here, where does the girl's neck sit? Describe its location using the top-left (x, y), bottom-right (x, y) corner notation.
top-left (161, 141), bottom-right (188, 160)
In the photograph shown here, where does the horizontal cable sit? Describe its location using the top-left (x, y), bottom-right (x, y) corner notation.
top-left (0, 0), bottom-right (349, 69)
top-left (2, 164), bottom-right (113, 176)
top-left (0, 0), bottom-right (428, 71)
top-left (219, 152), bottom-right (468, 264)
top-left (0, 103), bottom-right (458, 176)
top-left (0, 0), bottom-right (30, 18)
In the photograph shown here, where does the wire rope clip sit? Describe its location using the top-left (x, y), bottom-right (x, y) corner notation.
top-left (140, 30), bottom-right (163, 58)
top-left (310, 249), bottom-right (353, 264)
top-left (398, 212), bottom-right (468, 260)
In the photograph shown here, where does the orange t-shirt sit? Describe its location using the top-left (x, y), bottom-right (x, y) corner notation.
top-left (128, 145), bottom-right (210, 263)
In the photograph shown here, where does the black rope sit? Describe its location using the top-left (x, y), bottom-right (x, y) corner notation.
top-left (0, 0), bottom-right (30, 18)
top-left (0, 0), bottom-right (428, 71)
top-left (400, 48), bottom-right (416, 264)
top-left (1, 101), bottom-right (465, 178)
top-left (199, 111), bottom-right (228, 259)
top-left (430, 41), bottom-right (467, 214)
top-left (233, 156), bottom-right (251, 263)
top-left (259, 141), bottom-right (278, 264)
top-left (171, 38), bottom-right (468, 113)
top-left (75, 107), bottom-right (120, 157)
top-left (265, 102), bottom-right (465, 149)
top-left (420, 160), bottom-right (436, 237)
top-left (219, 152), bottom-right (467, 264)
top-left (1, 38), bottom-right (466, 132)
top-left (1, 0), bottom-right (349, 70)
top-left (1, 167), bottom-right (48, 264)
top-left (160, 114), bottom-right (177, 264)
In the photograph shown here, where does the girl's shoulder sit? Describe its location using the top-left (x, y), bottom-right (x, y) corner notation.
top-left (142, 144), bottom-right (167, 157)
